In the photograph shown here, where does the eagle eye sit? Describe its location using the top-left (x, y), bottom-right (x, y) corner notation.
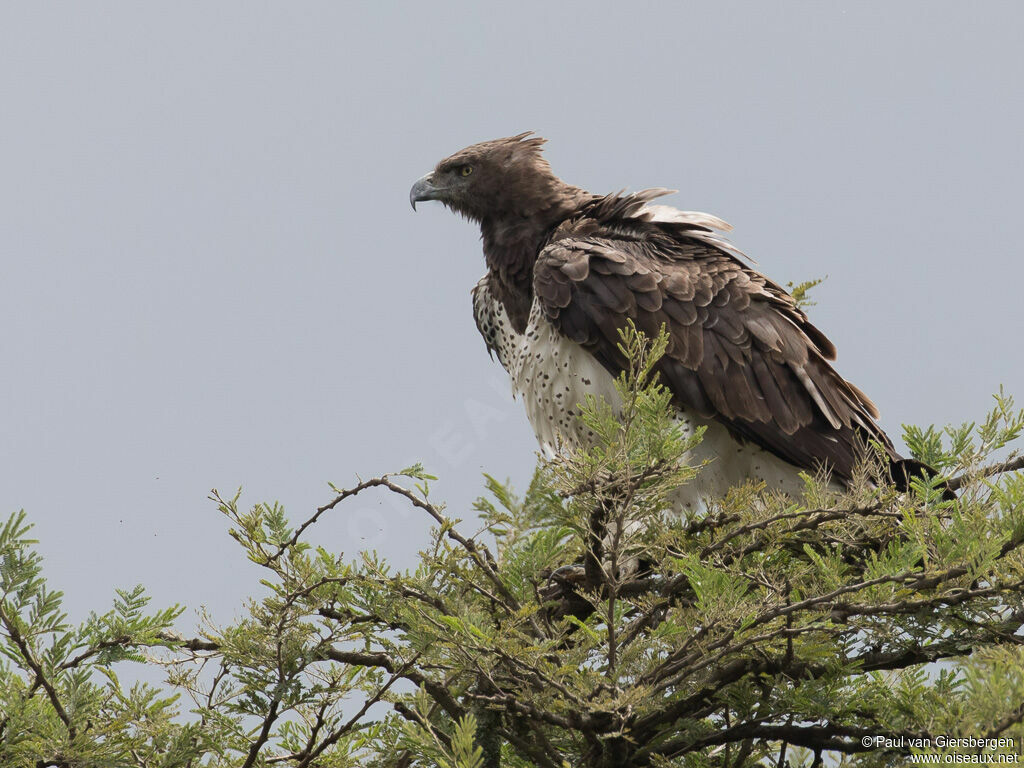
top-left (460, 165), bottom-right (473, 177)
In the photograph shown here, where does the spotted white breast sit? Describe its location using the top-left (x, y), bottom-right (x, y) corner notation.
top-left (472, 276), bottom-right (814, 516)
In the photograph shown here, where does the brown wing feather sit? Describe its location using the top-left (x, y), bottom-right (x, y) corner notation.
top-left (533, 198), bottom-right (896, 484)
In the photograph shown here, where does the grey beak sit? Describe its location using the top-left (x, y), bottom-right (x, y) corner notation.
top-left (409, 173), bottom-right (443, 210)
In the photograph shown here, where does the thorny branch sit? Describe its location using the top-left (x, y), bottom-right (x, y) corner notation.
top-left (145, 445), bottom-right (1024, 766)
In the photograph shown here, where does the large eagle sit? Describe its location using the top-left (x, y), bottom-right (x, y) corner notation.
top-left (411, 133), bottom-right (935, 512)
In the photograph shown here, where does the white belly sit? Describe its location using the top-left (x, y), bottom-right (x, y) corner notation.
top-left (476, 290), bottom-right (812, 515)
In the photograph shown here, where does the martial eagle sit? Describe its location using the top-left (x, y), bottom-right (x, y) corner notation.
top-left (410, 133), bottom-right (935, 512)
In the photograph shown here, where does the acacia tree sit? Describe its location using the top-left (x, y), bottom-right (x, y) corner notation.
top-left (2, 324), bottom-right (1024, 767)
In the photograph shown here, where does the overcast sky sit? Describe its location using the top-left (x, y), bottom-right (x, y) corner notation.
top-left (2, 2), bottom-right (1022, 628)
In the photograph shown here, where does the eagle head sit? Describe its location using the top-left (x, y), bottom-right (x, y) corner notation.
top-left (410, 132), bottom-right (562, 221)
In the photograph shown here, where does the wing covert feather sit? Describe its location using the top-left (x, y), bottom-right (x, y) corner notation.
top-left (533, 216), bottom-right (892, 482)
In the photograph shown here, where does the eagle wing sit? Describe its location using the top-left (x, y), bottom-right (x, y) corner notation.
top-left (532, 194), bottom-right (893, 483)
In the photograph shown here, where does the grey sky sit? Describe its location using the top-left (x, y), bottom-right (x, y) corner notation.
top-left (2, 2), bottom-right (1022, 627)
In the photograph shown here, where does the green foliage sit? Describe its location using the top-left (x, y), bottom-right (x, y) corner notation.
top-left (3, 324), bottom-right (1024, 767)
top-left (0, 511), bottom-right (201, 767)
top-left (903, 387), bottom-right (1024, 474)
top-left (786, 277), bottom-right (827, 310)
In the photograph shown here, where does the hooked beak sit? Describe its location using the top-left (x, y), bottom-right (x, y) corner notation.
top-left (409, 173), bottom-right (445, 210)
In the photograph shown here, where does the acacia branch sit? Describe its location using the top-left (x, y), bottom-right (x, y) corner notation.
top-left (686, 451), bottom-right (1024, 542)
top-left (295, 653), bottom-right (421, 768)
top-left (987, 701), bottom-right (1024, 739)
top-left (271, 475), bottom-right (524, 622)
top-left (653, 721), bottom-right (917, 759)
top-left (324, 648), bottom-right (464, 721)
top-left (265, 475), bottom-right (407, 563)
top-left (0, 602), bottom-right (74, 739)
top-left (376, 478), bottom-right (522, 612)
top-left (59, 634), bottom-right (134, 670)
top-left (947, 454), bottom-right (1024, 492)
top-left (158, 632), bottom-right (220, 652)
top-left (240, 695), bottom-right (281, 768)
top-left (698, 503), bottom-right (885, 559)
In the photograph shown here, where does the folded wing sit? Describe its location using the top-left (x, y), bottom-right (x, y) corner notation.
top-left (532, 192), bottom-right (894, 483)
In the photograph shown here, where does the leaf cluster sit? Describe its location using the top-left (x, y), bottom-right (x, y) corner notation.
top-left (3, 325), bottom-right (1024, 767)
